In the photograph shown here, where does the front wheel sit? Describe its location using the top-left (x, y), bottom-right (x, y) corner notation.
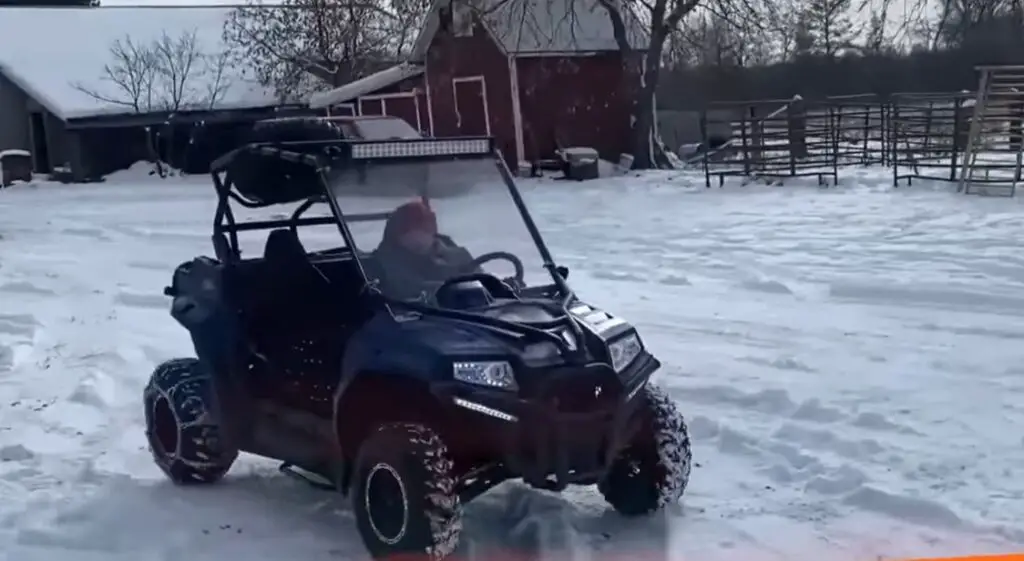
top-left (599, 383), bottom-right (692, 516)
top-left (352, 423), bottom-right (463, 561)
top-left (143, 358), bottom-right (238, 484)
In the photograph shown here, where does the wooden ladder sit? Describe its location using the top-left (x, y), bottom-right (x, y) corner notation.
top-left (957, 65), bottom-right (1024, 196)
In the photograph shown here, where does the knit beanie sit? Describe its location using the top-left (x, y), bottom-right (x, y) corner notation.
top-left (383, 200), bottom-right (438, 242)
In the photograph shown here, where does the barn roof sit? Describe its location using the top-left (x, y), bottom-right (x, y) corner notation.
top-left (409, 0), bottom-right (647, 60)
top-left (0, 6), bottom-right (278, 121)
top-left (308, 63), bottom-right (424, 109)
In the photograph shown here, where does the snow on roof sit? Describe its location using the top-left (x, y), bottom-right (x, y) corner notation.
top-left (409, 0), bottom-right (646, 60)
top-left (307, 63), bottom-right (424, 109)
top-left (0, 6), bottom-right (279, 120)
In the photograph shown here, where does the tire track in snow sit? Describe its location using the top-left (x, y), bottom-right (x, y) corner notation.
top-left (554, 184), bottom-right (1024, 553)
top-left (4, 178), bottom-right (1024, 560)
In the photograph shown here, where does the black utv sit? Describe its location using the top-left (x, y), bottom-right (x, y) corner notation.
top-left (144, 124), bottom-right (693, 561)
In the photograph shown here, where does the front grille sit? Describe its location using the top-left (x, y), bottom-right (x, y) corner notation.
top-left (541, 370), bottom-right (622, 413)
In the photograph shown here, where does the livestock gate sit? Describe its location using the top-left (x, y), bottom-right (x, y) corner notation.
top-left (697, 66), bottom-right (1024, 197)
top-left (697, 94), bottom-right (889, 189)
top-left (889, 91), bottom-right (971, 186)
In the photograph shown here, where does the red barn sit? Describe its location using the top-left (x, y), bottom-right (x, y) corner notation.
top-left (309, 0), bottom-right (644, 166)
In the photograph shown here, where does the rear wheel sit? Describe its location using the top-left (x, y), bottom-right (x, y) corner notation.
top-left (598, 383), bottom-right (692, 516)
top-left (143, 358), bottom-right (238, 484)
top-left (352, 423), bottom-right (462, 561)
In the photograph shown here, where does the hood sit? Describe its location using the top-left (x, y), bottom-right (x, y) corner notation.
top-left (476, 300), bottom-right (562, 324)
top-left (398, 300), bottom-right (570, 356)
top-left (398, 314), bottom-right (526, 356)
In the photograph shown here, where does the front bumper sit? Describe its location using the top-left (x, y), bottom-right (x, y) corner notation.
top-left (433, 353), bottom-right (659, 491)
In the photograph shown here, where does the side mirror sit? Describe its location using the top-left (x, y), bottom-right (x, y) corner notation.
top-left (556, 265), bottom-right (570, 280)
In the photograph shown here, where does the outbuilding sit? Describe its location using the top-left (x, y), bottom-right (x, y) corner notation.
top-left (310, 0), bottom-right (645, 167)
top-left (0, 6), bottom-right (289, 180)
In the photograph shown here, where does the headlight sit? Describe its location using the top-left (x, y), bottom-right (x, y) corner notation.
top-left (453, 361), bottom-right (518, 390)
top-left (608, 333), bottom-right (642, 372)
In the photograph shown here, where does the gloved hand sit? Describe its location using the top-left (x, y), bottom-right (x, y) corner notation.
top-left (502, 276), bottom-right (525, 292)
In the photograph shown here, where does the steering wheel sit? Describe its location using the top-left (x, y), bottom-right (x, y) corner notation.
top-left (460, 251), bottom-right (526, 288)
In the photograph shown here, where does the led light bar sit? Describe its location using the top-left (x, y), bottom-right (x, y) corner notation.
top-left (452, 397), bottom-right (518, 422)
top-left (350, 139), bottom-right (491, 159)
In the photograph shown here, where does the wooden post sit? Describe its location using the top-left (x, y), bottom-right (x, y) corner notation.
top-left (787, 96), bottom-right (808, 160)
top-left (748, 105), bottom-right (763, 173)
top-left (739, 109), bottom-right (751, 177)
top-left (922, 101), bottom-right (933, 153)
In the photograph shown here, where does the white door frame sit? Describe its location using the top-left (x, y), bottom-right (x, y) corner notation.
top-left (327, 102), bottom-right (356, 117)
top-left (423, 61), bottom-right (436, 136)
top-left (412, 92), bottom-right (424, 133)
top-left (360, 92), bottom-right (421, 100)
top-left (357, 92), bottom-right (423, 131)
top-left (357, 97), bottom-right (384, 116)
top-left (451, 75), bottom-right (491, 136)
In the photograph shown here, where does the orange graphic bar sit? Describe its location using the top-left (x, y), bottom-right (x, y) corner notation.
top-left (909, 552), bottom-right (1019, 556)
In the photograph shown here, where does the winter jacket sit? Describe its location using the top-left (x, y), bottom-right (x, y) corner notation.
top-left (373, 234), bottom-right (477, 300)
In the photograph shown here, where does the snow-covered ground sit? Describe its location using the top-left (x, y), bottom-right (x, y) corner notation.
top-left (1, 167), bottom-right (1023, 561)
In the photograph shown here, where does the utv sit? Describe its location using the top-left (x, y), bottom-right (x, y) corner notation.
top-left (144, 131), bottom-right (693, 561)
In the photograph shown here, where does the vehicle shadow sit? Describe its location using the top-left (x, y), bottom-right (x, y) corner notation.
top-left (10, 467), bottom-right (674, 561)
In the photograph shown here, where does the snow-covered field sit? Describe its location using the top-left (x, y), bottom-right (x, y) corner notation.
top-left (1, 167), bottom-right (1023, 561)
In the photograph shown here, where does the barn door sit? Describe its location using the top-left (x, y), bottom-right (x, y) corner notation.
top-left (452, 76), bottom-right (489, 136)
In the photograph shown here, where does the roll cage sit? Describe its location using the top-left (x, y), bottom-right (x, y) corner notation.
top-left (206, 137), bottom-right (576, 315)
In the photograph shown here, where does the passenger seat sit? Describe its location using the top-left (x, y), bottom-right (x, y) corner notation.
top-left (263, 229), bottom-right (332, 321)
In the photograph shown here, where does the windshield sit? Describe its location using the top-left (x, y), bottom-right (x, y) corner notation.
top-left (327, 156), bottom-right (554, 301)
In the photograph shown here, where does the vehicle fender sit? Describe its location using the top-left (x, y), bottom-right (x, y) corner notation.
top-left (336, 313), bottom-right (443, 397)
top-left (167, 257), bottom-right (240, 375)
top-left (332, 313), bottom-right (447, 447)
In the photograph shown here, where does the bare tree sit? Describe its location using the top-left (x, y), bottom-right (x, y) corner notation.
top-left (801, 0), bottom-right (857, 58)
top-left (576, 0), bottom-right (770, 167)
top-left (931, 0), bottom-right (1023, 49)
top-left (201, 50), bottom-right (233, 110)
top-left (222, 0), bottom-right (419, 100)
top-left (73, 30), bottom-right (235, 113)
top-left (71, 35), bottom-right (157, 113)
top-left (862, 4), bottom-right (889, 54)
top-left (670, 15), bottom-right (738, 67)
top-left (792, 9), bottom-right (816, 57)
top-left (764, 0), bottom-right (808, 61)
top-left (387, 0), bottom-right (433, 59)
top-left (152, 29), bottom-right (203, 111)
